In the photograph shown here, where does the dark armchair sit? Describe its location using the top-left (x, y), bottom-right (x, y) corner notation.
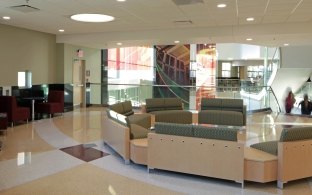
top-left (36, 91), bottom-right (64, 118)
top-left (0, 96), bottom-right (30, 127)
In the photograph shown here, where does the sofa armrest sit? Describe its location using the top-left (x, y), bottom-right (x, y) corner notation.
top-left (103, 115), bottom-right (131, 164)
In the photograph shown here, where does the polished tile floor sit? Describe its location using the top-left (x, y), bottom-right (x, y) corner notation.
top-left (0, 107), bottom-right (312, 194)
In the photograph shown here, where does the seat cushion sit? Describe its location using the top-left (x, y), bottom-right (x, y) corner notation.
top-left (129, 124), bottom-right (150, 140)
top-left (250, 141), bottom-right (278, 156)
top-left (198, 110), bottom-right (222, 124)
top-left (219, 111), bottom-right (243, 126)
top-left (127, 113), bottom-right (151, 129)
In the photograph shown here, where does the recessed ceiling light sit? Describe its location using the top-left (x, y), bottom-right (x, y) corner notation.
top-left (117, 42), bottom-right (122, 46)
top-left (246, 38), bottom-right (253, 41)
top-left (58, 29), bottom-right (65, 32)
top-left (284, 43), bottom-right (289, 46)
top-left (117, 0), bottom-right (126, 2)
top-left (2, 16), bottom-right (10, 20)
top-left (246, 17), bottom-right (254, 21)
top-left (71, 14), bottom-right (114, 23)
top-left (174, 40), bottom-right (180, 44)
top-left (217, 4), bottom-right (227, 8)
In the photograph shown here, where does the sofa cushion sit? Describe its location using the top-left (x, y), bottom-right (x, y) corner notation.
top-left (280, 126), bottom-right (312, 142)
top-left (123, 111), bottom-right (134, 116)
top-left (219, 111), bottom-right (244, 126)
top-left (198, 110), bottom-right (222, 125)
top-left (155, 122), bottom-right (193, 137)
top-left (221, 99), bottom-right (243, 112)
top-left (109, 103), bottom-right (124, 114)
top-left (164, 98), bottom-right (183, 110)
top-left (193, 125), bottom-right (238, 141)
top-left (201, 98), bottom-right (222, 110)
top-left (150, 110), bottom-right (192, 124)
top-left (129, 124), bottom-right (150, 139)
top-left (145, 98), bottom-right (165, 112)
top-left (127, 113), bottom-right (151, 129)
top-left (122, 101), bottom-right (133, 115)
top-left (250, 141), bottom-right (278, 156)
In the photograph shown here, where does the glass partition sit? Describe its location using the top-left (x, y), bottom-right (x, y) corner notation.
top-left (88, 83), bottom-right (281, 112)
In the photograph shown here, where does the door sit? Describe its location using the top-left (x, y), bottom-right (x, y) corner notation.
top-left (73, 59), bottom-right (86, 108)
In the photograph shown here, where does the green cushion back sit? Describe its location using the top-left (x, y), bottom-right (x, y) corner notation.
top-left (193, 125), bottom-right (238, 141)
top-left (155, 122), bottom-right (193, 137)
top-left (109, 103), bottom-right (124, 114)
top-left (221, 99), bottom-right (243, 112)
top-left (201, 98), bottom-right (222, 110)
top-left (280, 126), bottom-right (312, 142)
top-left (122, 101), bottom-right (133, 114)
top-left (146, 98), bottom-right (165, 112)
top-left (164, 98), bottom-right (183, 110)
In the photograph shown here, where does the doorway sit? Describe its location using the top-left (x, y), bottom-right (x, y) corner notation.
top-left (73, 59), bottom-right (86, 108)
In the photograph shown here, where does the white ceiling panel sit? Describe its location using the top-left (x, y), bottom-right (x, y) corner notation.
top-left (1, 0), bottom-right (312, 48)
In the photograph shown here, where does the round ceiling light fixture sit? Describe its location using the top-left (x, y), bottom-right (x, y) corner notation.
top-left (71, 14), bottom-right (114, 23)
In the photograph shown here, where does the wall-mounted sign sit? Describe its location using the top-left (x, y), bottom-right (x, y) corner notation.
top-left (77, 49), bottom-right (84, 58)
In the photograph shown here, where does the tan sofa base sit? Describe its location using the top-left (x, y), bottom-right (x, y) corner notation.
top-left (130, 138), bottom-right (148, 165)
top-left (103, 116), bottom-right (130, 164)
top-left (278, 139), bottom-right (312, 189)
top-left (244, 148), bottom-right (277, 183)
top-left (148, 132), bottom-right (245, 186)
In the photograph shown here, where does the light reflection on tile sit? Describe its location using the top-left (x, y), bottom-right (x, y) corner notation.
top-left (0, 150), bottom-right (84, 191)
top-left (17, 152), bottom-right (31, 166)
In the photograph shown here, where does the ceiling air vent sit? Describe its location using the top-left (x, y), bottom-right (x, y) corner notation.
top-left (172, 0), bottom-right (204, 6)
top-left (10, 5), bottom-right (40, 13)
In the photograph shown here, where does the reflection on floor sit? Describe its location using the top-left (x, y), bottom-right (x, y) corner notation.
top-left (0, 107), bottom-right (312, 194)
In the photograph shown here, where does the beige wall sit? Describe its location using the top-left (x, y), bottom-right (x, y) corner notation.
top-left (0, 24), bottom-right (56, 86)
top-left (56, 43), bottom-right (102, 104)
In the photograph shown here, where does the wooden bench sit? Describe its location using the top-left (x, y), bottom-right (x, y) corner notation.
top-left (130, 138), bottom-right (148, 165)
top-left (244, 147), bottom-right (277, 183)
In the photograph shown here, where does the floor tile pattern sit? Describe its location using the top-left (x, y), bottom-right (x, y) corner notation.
top-left (60, 144), bottom-right (109, 162)
top-left (1, 108), bottom-right (312, 194)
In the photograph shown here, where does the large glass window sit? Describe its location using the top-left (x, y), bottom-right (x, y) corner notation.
top-left (221, 62), bottom-right (231, 77)
top-left (18, 71), bottom-right (32, 88)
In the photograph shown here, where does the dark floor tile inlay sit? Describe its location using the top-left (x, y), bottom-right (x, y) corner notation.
top-left (60, 144), bottom-right (109, 162)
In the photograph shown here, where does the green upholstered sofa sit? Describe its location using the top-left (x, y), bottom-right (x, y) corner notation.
top-left (103, 101), bottom-right (152, 164)
top-left (198, 98), bottom-right (246, 126)
top-left (148, 122), bottom-right (244, 186)
top-left (250, 126), bottom-right (312, 188)
top-left (145, 98), bottom-right (192, 124)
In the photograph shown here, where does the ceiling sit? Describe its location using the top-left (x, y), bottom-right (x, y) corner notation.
top-left (1, 0), bottom-right (312, 48)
